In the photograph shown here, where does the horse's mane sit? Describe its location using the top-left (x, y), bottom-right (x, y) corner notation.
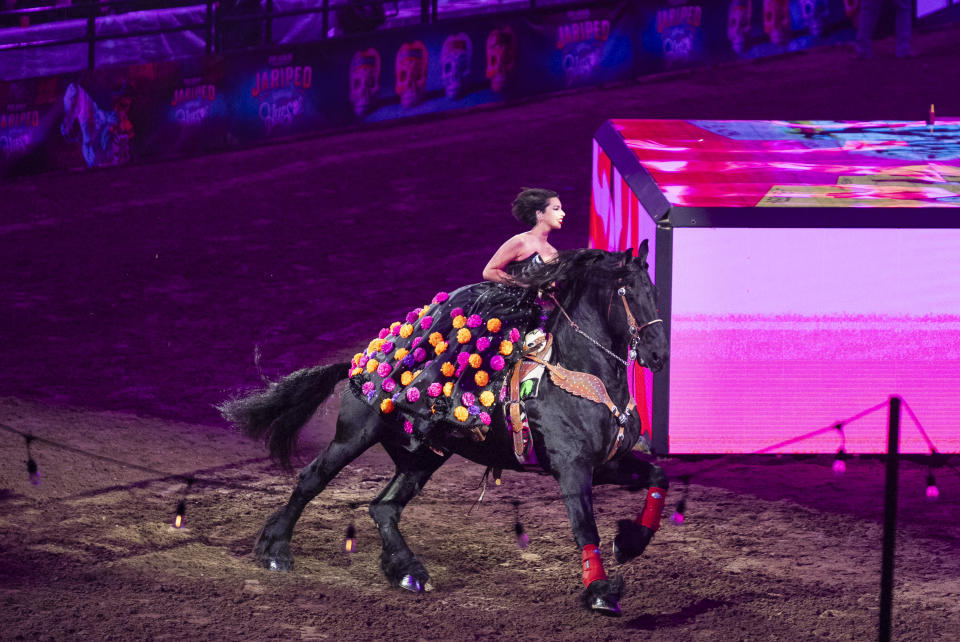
top-left (510, 248), bottom-right (634, 303)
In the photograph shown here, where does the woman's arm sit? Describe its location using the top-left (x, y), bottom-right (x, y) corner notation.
top-left (482, 235), bottom-right (527, 283)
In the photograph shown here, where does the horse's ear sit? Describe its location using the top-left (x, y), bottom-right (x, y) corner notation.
top-left (637, 239), bottom-right (649, 262)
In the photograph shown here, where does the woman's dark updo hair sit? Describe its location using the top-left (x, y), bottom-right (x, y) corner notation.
top-left (511, 187), bottom-right (558, 227)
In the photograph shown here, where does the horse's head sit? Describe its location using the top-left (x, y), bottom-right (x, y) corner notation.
top-left (611, 240), bottom-right (669, 373)
top-left (60, 83), bottom-right (81, 140)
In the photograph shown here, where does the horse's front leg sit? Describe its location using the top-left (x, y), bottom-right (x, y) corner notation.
top-left (554, 463), bottom-right (623, 616)
top-left (594, 451), bottom-right (669, 564)
top-left (369, 445), bottom-right (448, 593)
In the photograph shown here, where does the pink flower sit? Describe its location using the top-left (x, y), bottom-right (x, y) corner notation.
top-left (490, 355), bottom-right (506, 371)
top-left (376, 362), bottom-right (392, 377)
top-left (382, 378), bottom-right (396, 392)
top-left (361, 382), bottom-right (375, 395)
top-left (406, 387), bottom-right (421, 402)
top-left (450, 307), bottom-right (464, 319)
top-left (378, 328), bottom-right (390, 340)
top-left (420, 316), bottom-right (434, 330)
top-left (427, 383), bottom-right (442, 397)
top-left (461, 392), bottom-right (476, 407)
top-left (433, 291), bottom-right (449, 304)
top-left (457, 352), bottom-right (471, 366)
top-left (392, 325), bottom-right (402, 336)
top-left (406, 310), bottom-right (420, 323)
top-left (358, 355), bottom-right (369, 368)
top-left (413, 347), bottom-right (427, 362)
top-left (381, 341), bottom-right (395, 354)
top-left (509, 328), bottom-right (521, 342)
top-left (479, 412), bottom-right (491, 426)
top-left (467, 314), bottom-right (483, 328)
top-left (411, 336), bottom-right (423, 349)
top-left (476, 336), bottom-right (491, 352)
top-left (403, 420), bottom-right (414, 434)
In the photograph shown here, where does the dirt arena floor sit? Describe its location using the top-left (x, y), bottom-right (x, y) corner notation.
top-left (2, 26), bottom-right (960, 640)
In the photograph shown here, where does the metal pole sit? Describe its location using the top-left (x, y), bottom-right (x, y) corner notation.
top-left (205, 0), bottom-right (213, 55)
top-left (878, 395), bottom-right (901, 642)
top-left (87, 14), bottom-right (95, 70)
top-left (321, 0), bottom-right (328, 39)
top-left (420, 0), bottom-right (428, 23)
top-left (265, 0), bottom-right (273, 47)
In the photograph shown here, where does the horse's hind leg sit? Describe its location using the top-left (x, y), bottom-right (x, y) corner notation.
top-left (593, 451), bottom-right (669, 564)
top-left (369, 445), bottom-right (449, 592)
top-left (255, 394), bottom-right (382, 571)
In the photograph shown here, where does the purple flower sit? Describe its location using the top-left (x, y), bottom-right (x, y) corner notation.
top-left (406, 309), bottom-right (420, 323)
top-left (411, 336), bottom-right (423, 349)
top-left (479, 412), bottom-right (491, 426)
top-left (468, 404), bottom-right (481, 416)
top-left (490, 355), bottom-right (506, 371)
top-left (476, 336), bottom-right (491, 352)
top-left (461, 392), bottom-right (476, 407)
top-left (406, 387), bottom-right (421, 402)
top-left (381, 341), bottom-right (395, 354)
top-left (382, 378), bottom-right (396, 392)
top-left (420, 316), bottom-right (433, 330)
top-left (509, 328), bottom-right (521, 342)
top-left (467, 314), bottom-right (482, 328)
top-left (358, 355), bottom-right (369, 368)
top-left (403, 420), bottom-right (414, 434)
top-left (433, 291), bottom-right (449, 304)
top-left (376, 362), bottom-right (392, 378)
top-left (413, 347), bottom-right (427, 362)
top-left (427, 383), bottom-right (442, 397)
top-left (402, 354), bottom-right (415, 367)
top-left (450, 307), bottom-right (464, 319)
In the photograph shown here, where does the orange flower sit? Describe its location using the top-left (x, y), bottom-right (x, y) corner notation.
top-left (393, 347), bottom-right (409, 361)
top-left (468, 353), bottom-right (482, 369)
top-left (400, 371), bottom-right (414, 386)
top-left (434, 341), bottom-right (449, 355)
top-left (367, 338), bottom-right (383, 354)
top-left (419, 306), bottom-right (429, 318)
top-left (474, 370), bottom-right (489, 387)
top-left (380, 399), bottom-right (394, 414)
top-left (457, 328), bottom-right (472, 344)
top-left (452, 315), bottom-right (467, 329)
top-left (366, 358), bottom-right (380, 373)
top-left (441, 362), bottom-right (455, 377)
top-left (428, 332), bottom-right (444, 346)
top-left (399, 323), bottom-right (414, 338)
top-left (443, 382), bottom-right (454, 397)
top-left (454, 406), bottom-right (469, 422)
top-left (349, 367), bottom-right (363, 378)
top-left (479, 390), bottom-right (495, 407)
top-left (499, 340), bottom-right (514, 356)
top-left (352, 352), bottom-right (364, 366)
top-left (486, 318), bottom-right (502, 333)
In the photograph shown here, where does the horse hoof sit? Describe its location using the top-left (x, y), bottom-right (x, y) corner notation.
top-left (589, 595), bottom-right (622, 617)
top-left (400, 574), bottom-right (424, 593)
top-left (264, 558), bottom-right (291, 572)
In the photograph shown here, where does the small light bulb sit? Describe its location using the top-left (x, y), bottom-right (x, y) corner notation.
top-left (833, 450), bottom-right (847, 475)
top-left (27, 458), bottom-right (41, 486)
top-left (173, 500), bottom-right (186, 529)
top-left (514, 523), bottom-right (529, 549)
top-left (671, 499), bottom-right (686, 525)
top-left (343, 524), bottom-right (357, 553)
top-left (925, 472), bottom-right (939, 501)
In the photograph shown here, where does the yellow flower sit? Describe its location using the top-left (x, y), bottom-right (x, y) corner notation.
top-left (474, 370), bottom-right (489, 387)
top-left (434, 341), bottom-right (449, 355)
top-left (394, 347), bottom-right (409, 361)
top-left (428, 331), bottom-right (443, 346)
top-left (443, 382), bottom-right (454, 397)
top-left (457, 328), bottom-right (472, 344)
top-left (350, 367), bottom-right (363, 378)
top-left (380, 399), bottom-right (394, 414)
top-left (452, 315), bottom-right (466, 329)
top-left (413, 369), bottom-right (422, 379)
top-left (486, 318), bottom-right (502, 332)
top-left (479, 390), bottom-right (495, 407)
top-left (454, 406), bottom-right (469, 422)
top-left (468, 353), bottom-right (482, 369)
top-left (366, 358), bottom-right (380, 373)
top-left (419, 307), bottom-right (429, 318)
top-left (399, 323), bottom-right (414, 338)
top-left (441, 362), bottom-right (455, 377)
top-left (367, 338), bottom-right (383, 354)
top-left (352, 353), bottom-right (364, 366)
top-left (499, 340), bottom-right (514, 356)
top-left (401, 371), bottom-right (414, 386)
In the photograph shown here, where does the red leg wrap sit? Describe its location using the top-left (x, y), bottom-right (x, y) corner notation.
top-left (581, 544), bottom-right (608, 587)
top-left (635, 486), bottom-right (666, 532)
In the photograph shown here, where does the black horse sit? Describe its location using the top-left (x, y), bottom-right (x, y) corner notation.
top-left (220, 243), bottom-right (670, 616)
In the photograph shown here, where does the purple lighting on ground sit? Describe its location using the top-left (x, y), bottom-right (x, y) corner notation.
top-left (925, 472), bottom-right (939, 500)
top-left (832, 457), bottom-right (846, 476)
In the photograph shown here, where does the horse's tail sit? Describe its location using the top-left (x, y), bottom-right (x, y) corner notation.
top-left (218, 362), bottom-right (350, 470)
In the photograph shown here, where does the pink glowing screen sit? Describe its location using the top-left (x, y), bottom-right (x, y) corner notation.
top-left (610, 118), bottom-right (960, 208)
top-left (591, 121), bottom-right (960, 454)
